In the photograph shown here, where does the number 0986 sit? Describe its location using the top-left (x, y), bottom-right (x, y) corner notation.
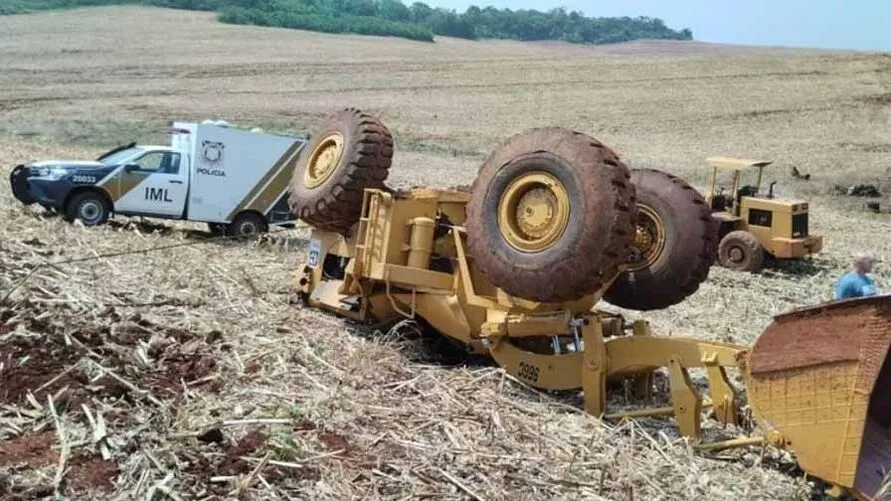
top-left (517, 361), bottom-right (540, 383)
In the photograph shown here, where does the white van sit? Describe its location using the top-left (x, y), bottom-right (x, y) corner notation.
top-left (10, 120), bottom-right (308, 237)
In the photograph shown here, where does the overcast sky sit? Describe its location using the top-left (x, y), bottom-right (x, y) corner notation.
top-left (423, 0), bottom-right (890, 51)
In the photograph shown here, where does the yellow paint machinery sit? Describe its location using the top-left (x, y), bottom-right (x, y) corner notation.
top-left (285, 108), bottom-right (891, 500)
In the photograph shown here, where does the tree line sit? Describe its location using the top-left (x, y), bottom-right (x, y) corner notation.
top-left (3, 0), bottom-right (693, 45)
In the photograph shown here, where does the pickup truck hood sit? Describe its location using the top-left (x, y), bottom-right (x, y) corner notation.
top-left (27, 160), bottom-right (105, 169)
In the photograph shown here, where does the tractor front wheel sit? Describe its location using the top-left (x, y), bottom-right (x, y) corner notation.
top-left (718, 230), bottom-right (764, 272)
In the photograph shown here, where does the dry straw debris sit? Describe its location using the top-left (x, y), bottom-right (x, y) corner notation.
top-left (0, 146), bottom-right (815, 500)
top-left (3, 6), bottom-right (891, 500)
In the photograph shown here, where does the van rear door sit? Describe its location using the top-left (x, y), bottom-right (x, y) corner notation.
top-left (187, 123), bottom-right (303, 223)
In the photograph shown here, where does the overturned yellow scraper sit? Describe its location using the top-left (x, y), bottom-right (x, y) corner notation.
top-left (286, 107), bottom-right (890, 500)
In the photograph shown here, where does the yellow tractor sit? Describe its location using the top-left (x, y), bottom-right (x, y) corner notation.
top-left (286, 108), bottom-right (889, 500)
top-left (705, 157), bottom-right (823, 272)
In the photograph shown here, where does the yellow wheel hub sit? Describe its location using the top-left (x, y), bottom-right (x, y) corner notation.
top-left (629, 204), bottom-right (666, 271)
top-left (303, 132), bottom-right (344, 189)
top-left (498, 172), bottom-right (570, 253)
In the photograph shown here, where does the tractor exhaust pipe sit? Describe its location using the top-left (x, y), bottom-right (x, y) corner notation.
top-left (745, 295), bottom-right (891, 500)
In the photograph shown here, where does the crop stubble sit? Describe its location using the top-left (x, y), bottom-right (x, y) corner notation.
top-left (1, 6), bottom-right (891, 500)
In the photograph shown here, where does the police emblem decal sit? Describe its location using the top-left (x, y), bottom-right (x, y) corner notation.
top-left (202, 141), bottom-right (224, 164)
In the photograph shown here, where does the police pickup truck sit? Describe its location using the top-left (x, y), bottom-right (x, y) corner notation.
top-left (9, 120), bottom-right (308, 237)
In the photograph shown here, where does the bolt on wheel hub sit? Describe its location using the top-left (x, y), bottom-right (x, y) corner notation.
top-left (498, 172), bottom-right (570, 252)
top-left (517, 187), bottom-right (558, 237)
top-left (628, 205), bottom-right (666, 271)
top-left (303, 132), bottom-right (344, 189)
top-left (80, 201), bottom-right (101, 222)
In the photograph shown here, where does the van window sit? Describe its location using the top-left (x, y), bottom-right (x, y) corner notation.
top-left (130, 151), bottom-right (181, 174)
top-left (163, 153), bottom-right (182, 174)
top-left (132, 152), bottom-right (165, 172)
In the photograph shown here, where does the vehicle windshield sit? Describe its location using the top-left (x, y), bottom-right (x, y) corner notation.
top-left (100, 146), bottom-right (144, 166)
top-left (737, 169), bottom-right (762, 192)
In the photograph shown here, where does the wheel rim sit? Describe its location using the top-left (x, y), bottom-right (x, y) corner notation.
top-left (726, 244), bottom-right (746, 264)
top-left (628, 204), bottom-right (666, 271)
top-left (497, 171), bottom-right (570, 253)
top-left (303, 132), bottom-right (344, 189)
top-left (79, 200), bottom-right (103, 224)
top-left (239, 221), bottom-right (258, 236)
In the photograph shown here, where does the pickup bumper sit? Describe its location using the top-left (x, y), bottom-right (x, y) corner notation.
top-left (8, 166), bottom-right (68, 210)
top-left (9, 165), bottom-right (35, 205)
top-left (772, 235), bottom-right (823, 259)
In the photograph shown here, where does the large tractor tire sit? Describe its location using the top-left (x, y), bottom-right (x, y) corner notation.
top-left (718, 230), bottom-right (764, 272)
top-left (602, 168), bottom-right (718, 311)
top-left (288, 108), bottom-right (393, 234)
top-left (466, 127), bottom-right (636, 303)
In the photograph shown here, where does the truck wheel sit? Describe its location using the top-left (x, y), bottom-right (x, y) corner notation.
top-left (229, 212), bottom-right (268, 239)
top-left (288, 108), bottom-right (393, 234)
top-left (65, 191), bottom-right (110, 226)
top-left (466, 127), bottom-right (636, 303)
top-left (718, 230), bottom-right (764, 272)
top-left (602, 168), bottom-right (718, 310)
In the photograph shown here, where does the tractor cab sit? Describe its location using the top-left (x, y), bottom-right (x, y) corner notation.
top-left (705, 157), bottom-right (775, 216)
top-left (705, 157), bottom-right (822, 270)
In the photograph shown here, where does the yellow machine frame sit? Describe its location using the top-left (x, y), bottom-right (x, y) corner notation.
top-left (295, 187), bottom-right (890, 500)
top-left (705, 156), bottom-right (823, 259)
top-left (297, 187), bottom-right (745, 437)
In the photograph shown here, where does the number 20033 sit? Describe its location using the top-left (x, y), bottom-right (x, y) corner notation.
top-left (72, 175), bottom-right (97, 184)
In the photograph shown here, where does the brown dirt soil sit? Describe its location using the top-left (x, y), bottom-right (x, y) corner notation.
top-left (0, 338), bottom-right (81, 406)
top-left (218, 430), bottom-right (268, 476)
top-left (0, 431), bottom-right (58, 469)
top-left (0, 309), bottom-right (15, 335)
top-left (66, 455), bottom-right (119, 492)
top-left (0, 485), bottom-right (56, 501)
top-left (179, 427), bottom-right (323, 487)
top-left (291, 420), bottom-right (318, 432)
top-left (148, 354), bottom-right (220, 399)
top-left (178, 432), bottom-right (283, 494)
top-left (109, 322), bottom-right (153, 345)
top-left (318, 431), bottom-right (352, 456)
top-left (0, 323), bottom-right (219, 409)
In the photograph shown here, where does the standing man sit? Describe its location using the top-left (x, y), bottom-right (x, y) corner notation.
top-left (835, 252), bottom-right (879, 300)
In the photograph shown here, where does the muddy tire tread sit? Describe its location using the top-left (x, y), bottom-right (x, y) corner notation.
top-left (603, 168), bottom-right (718, 310)
top-left (466, 127), bottom-right (636, 303)
top-left (288, 108), bottom-right (393, 234)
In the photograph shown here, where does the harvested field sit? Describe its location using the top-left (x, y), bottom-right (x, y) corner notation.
top-left (1, 5), bottom-right (891, 500)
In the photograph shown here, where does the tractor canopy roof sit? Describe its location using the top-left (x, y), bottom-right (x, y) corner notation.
top-left (706, 157), bottom-right (773, 170)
